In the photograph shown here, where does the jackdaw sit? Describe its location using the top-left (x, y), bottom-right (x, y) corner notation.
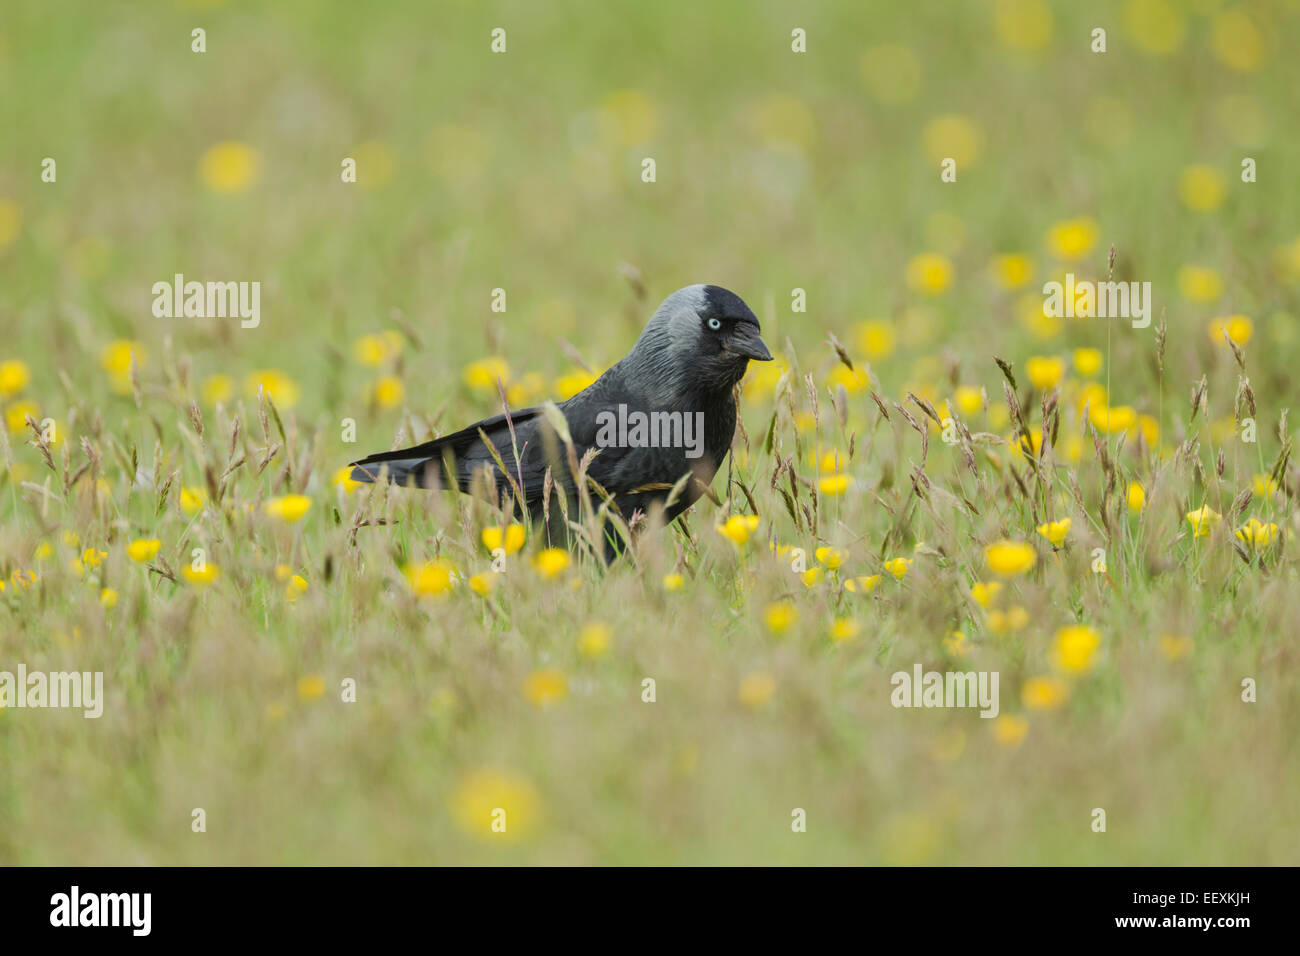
top-left (349, 284), bottom-right (772, 556)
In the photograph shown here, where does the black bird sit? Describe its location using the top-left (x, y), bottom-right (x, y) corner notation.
top-left (349, 284), bottom-right (773, 554)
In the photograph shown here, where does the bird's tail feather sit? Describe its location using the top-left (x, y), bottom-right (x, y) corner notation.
top-left (349, 457), bottom-right (438, 488)
top-left (348, 406), bottom-right (545, 490)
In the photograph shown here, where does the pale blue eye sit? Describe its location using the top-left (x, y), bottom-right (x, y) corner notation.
top-left (707, 317), bottom-right (722, 331)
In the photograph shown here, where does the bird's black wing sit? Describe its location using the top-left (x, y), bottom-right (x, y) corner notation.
top-left (555, 366), bottom-right (723, 522)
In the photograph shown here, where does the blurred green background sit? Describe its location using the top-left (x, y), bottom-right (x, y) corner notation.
top-left (4, 0), bottom-right (1298, 405)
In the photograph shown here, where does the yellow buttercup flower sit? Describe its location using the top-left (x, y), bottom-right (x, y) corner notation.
top-left (101, 339), bottom-right (146, 375)
top-left (1252, 474), bottom-right (1279, 499)
top-left (1036, 517), bottom-right (1071, 547)
top-left (844, 574), bottom-right (881, 594)
top-left (245, 369), bottom-right (300, 408)
top-left (523, 668), bottom-right (568, 707)
top-left (1139, 414), bottom-right (1160, 446)
top-left (970, 581), bottom-right (1002, 607)
top-left (1022, 675), bottom-right (1069, 711)
top-left (1075, 381), bottom-right (1107, 416)
top-left (369, 375), bottom-right (405, 409)
top-left (5, 400), bottom-right (39, 432)
top-left (264, 494), bottom-right (312, 522)
top-left (127, 538), bottom-right (161, 562)
top-left (199, 141), bottom-right (262, 193)
top-left (1208, 314), bottom-right (1253, 346)
top-left (811, 449), bottom-right (847, 474)
top-left (922, 114), bottom-right (983, 169)
top-left (826, 364), bottom-right (870, 393)
top-left (532, 548), bottom-right (570, 579)
top-left (406, 559), bottom-right (457, 598)
top-left (764, 602), bottom-right (797, 634)
top-left (818, 473), bottom-right (853, 496)
top-left (1047, 217), bottom-right (1098, 260)
top-left (554, 368), bottom-right (597, 400)
top-left (1178, 164), bottom-right (1225, 213)
top-left (506, 372), bottom-right (545, 407)
top-left (801, 567), bottom-right (824, 588)
top-left (467, 573), bottom-right (494, 596)
top-left (99, 588), bottom-right (118, 609)
top-left (1236, 518), bottom-right (1279, 549)
top-left (987, 605), bottom-right (1029, 635)
top-left (179, 486), bottom-right (206, 515)
top-left (1177, 265), bottom-right (1223, 304)
top-left (0, 359), bottom-right (30, 396)
top-left (830, 618), bottom-right (860, 643)
top-left (353, 331), bottom-right (404, 367)
top-left (954, 385), bottom-right (983, 416)
top-left (1160, 634), bottom-right (1193, 661)
top-left (297, 674), bottom-right (326, 701)
top-left (285, 574), bottom-right (308, 602)
top-left (350, 141), bottom-right (395, 189)
top-left (990, 253), bottom-right (1034, 290)
top-left (450, 769), bottom-right (541, 843)
top-left (333, 466), bottom-right (361, 495)
top-left (182, 563), bottom-right (219, 587)
top-left (884, 557), bottom-right (912, 579)
top-left (0, 198), bottom-right (21, 248)
top-left (855, 319), bottom-right (896, 361)
top-left (100, 340), bottom-right (145, 393)
top-left (1054, 625), bottom-right (1101, 673)
top-left (1019, 292), bottom-right (1062, 340)
top-left (1127, 482), bottom-right (1146, 512)
top-left (942, 629), bottom-right (969, 656)
top-left (815, 546), bottom-right (848, 569)
top-left (1186, 506), bottom-right (1221, 538)
top-left (993, 714), bottom-right (1029, 747)
top-left (1123, 0), bottom-right (1187, 56)
top-left (202, 374), bottom-right (233, 405)
top-left (9, 569), bottom-right (37, 591)
top-left (742, 361), bottom-right (785, 402)
top-left (1025, 355), bottom-right (1065, 390)
top-left (1211, 8), bottom-right (1267, 73)
top-left (578, 623), bottom-right (612, 658)
top-left (984, 540), bottom-right (1036, 576)
top-left (738, 672), bottom-right (776, 710)
top-left (601, 88), bottom-right (660, 146)
top-left (716, 514), bottom-right (760, 546)
top-left (482, 524), bottom-right (526, 555)
top-left (994, 0), bottom-right (1053, 51)
top-left (462, 356), bottom-right (510, 392)
top-left (1072, 348), bottom-right (1103, 377)
top-left (1089, 403), bottom-right (1137, 434)
top-left (905, 252), bottom-right (954, 295)
top-left (662, 573), bottom-right (684, 592)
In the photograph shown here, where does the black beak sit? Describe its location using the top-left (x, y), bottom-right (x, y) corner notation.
top-left (725, 323), bottom-right (773, 362)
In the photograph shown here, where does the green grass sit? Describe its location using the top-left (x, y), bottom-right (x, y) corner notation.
top-left (0, 0), bottom-right (1298, 864)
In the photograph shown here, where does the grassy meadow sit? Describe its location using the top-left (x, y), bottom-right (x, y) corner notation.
top-left (1, 0), bottom-right (1299, 864)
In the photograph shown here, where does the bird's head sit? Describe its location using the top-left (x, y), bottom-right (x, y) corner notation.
top-left (634, 284), bottom-right (773, 396)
